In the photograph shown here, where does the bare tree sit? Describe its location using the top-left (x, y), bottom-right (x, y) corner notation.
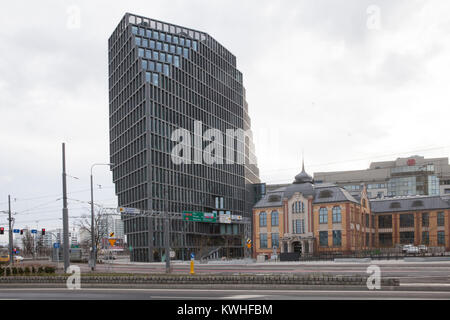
top-left (75, 206), bottom-right (109, 254)
top-left (21, 232), bottom-right (34, 257)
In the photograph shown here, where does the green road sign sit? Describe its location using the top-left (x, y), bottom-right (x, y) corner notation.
top-left (182, 211), bottom-right (217, 223)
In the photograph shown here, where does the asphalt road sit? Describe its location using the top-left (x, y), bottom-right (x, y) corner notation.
top-left (0, 288), bottom-right (449, 300)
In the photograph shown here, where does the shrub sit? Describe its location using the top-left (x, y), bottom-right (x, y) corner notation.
top-left (11, 267), bottom-right (17, 275)
top-left (37, 266), bottom-right (44, 274)
top-left (24, 267), bottom-right (30, 275)
top-left (31, 266), bottom-right (36, 274)
top-left (0, 267), bottom-right (4, 276)
top-left (18, 267), bottom-right (24, 275)
top-left (44, 266), bottom-right (55, 274)
top-left (5, 268), bottom-right (11, 276)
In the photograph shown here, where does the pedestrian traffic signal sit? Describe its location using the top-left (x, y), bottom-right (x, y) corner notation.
top-left (41, 228), bottom-right (46, 235)
top-left (0, 227), bottom-right (4, 235)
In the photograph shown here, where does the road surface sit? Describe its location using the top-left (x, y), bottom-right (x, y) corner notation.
top-left (0, 287), bottom-right (450, 300)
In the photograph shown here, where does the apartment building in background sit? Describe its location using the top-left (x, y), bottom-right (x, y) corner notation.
top-left (314, 156), bottom-right (450, 198)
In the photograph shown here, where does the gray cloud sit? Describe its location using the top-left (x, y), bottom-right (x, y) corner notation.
top-left (1, 0), bottom-right (450, 236)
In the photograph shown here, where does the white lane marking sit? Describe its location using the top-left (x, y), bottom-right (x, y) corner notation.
top-left (400, 283), bottom-right (450, 287)
top-left (223, 295), bottom-right (266, 300)
top-left (2, 288), bottom-right (450, 295)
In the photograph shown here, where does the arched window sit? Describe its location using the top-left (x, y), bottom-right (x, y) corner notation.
top-left (259, 212), bottom-right (267, 227)
top-left (271, 211), bottom-right (279, 226)
top-left (319, 208), bottom-right (328, 224)
top-left (332, 206), bottom-right (342, 223)
top-left (294, 201), bottom-right (298, 213)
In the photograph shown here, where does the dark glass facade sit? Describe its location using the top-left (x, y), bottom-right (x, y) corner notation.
top-left (108, 13), bottom-right (259, 261)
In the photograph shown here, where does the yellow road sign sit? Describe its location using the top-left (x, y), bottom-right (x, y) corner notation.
top-left (108, 239), bottom-right (117, 247)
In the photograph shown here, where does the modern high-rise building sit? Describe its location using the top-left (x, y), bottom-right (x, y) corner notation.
top-left (314, 156), bottom-right (450, 198)
top-left (108, 13), bottom-right (260, 262)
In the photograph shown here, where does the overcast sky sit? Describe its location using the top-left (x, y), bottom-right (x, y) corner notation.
top-left (1, 0), bottom-right (450, 237)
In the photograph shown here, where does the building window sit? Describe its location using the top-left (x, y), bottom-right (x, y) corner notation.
top-left (400, 214), bottom-right (414, 228)
top-left (437, 231), bottom-right (445, 245)
top-left (378, 215), bottom-right (392, 228)
top-left (271, 233), bottom-right (279, 248)
top-left (422, 213), bottom-right (429, 227)
top-left (333, 230), bottom-right (342, 246)
top-left (259, 212), bottom-right (267, 227)
top-left (379, 233), bottom-right (393, 247)
top-left (400, 232), bottom-right (415, 245)
top-left (319, 208), bottom-right (328, 224)
top-left (260, 233), bottom-right (267, 248)
top-left (152, 73), bottom-right (159, 86)
top-left (293, 219), bottom-right (304, 234)
top-left (319, 231), bottom-right (328, 247)
top-left (437, 212), bottom-right (445, 227)
top-left (332, 206), bottom-right (342, 223)
top-left (422, 231), bottom-right (429, 245)
top-left (271, 211), bottom-right (279, 227)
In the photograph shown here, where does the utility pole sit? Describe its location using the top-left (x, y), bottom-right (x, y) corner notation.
top-left (8, 195), bottom-right (13, 266)
top-left (62, 143), bottom-right (70, 272)
top-left (164, 171), bottom-right (171, 273)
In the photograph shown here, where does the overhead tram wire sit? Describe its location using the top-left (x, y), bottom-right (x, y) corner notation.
top-left (0, 186), bottom-right (115, 206)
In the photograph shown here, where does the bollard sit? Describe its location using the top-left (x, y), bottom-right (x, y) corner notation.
top-left (190, 259), bottom-right (195, 275)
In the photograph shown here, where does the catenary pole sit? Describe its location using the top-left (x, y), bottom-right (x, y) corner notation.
top-left (62, 143), bottom-right (70, 272)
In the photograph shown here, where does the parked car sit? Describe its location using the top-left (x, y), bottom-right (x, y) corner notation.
top-left (406, 246), bottom-right (419, 254)
top-left (14, 255), bottom-right (24, 262)
top-left (401, 244), bottom-right (412, 254)
top-left (418, 245), bottom-right (428, 253)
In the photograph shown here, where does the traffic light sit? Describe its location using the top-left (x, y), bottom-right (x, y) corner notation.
top-left (41, 228), bottom-right (46, 235)
top-left (20, 230), bottom-right (23, 235)
top-left (0, 227), bottom-right (4, 235)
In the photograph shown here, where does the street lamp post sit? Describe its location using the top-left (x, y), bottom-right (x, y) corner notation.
top-left (90, 163), bottom-right (114, 271)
